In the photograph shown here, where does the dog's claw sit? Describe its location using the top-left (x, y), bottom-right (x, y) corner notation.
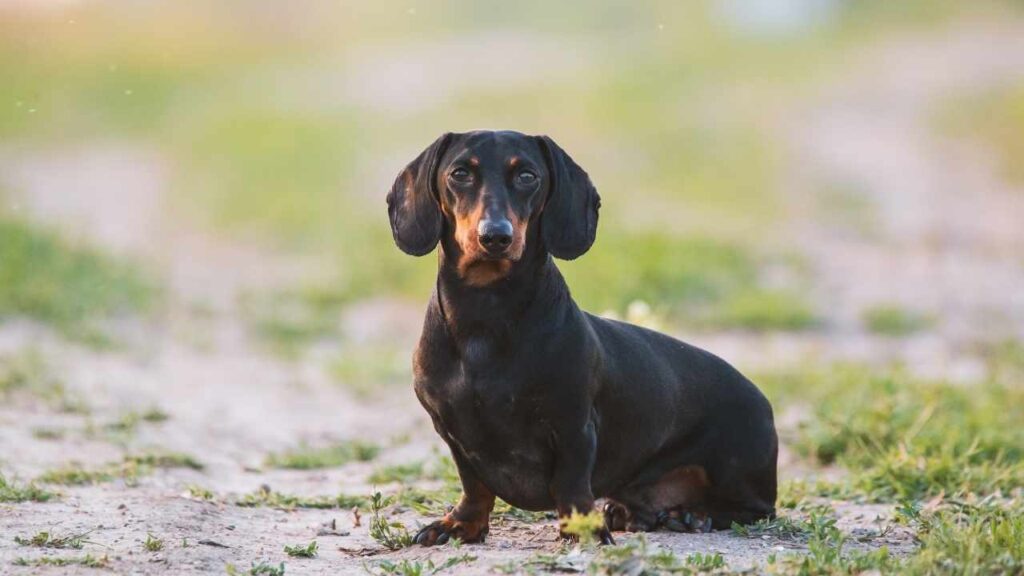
top-left (413, 518), bottom-right (487, 546)
top-left (414, 521), bottom-right (444, 547)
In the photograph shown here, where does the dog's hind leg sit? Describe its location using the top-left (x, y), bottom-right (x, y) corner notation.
top-left (605, 464), bottom-right (711, 533)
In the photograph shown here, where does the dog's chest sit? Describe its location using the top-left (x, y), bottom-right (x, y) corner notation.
top-left (422, 336), bottom-right (540, 423)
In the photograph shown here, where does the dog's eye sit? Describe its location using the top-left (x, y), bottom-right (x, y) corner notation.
top-left (449, 168), bottom-right (471, 183)
top-left (516, 171), bottom-right (538, 186)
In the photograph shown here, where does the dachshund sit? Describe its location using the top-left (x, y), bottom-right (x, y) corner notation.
top-left (386, 130), bottom-right (777, 545)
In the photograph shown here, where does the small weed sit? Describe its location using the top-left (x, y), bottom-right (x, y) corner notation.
top-left (226, 561), bottom-right (286, 576)
top-left (144, 533), bottom-right (164, 552)
top-left (369, 492), bottom-right (413, 550)
top-left (283, 540), bottom-right (317, 558)
top-left (0, 474), bottom-right (55, 503)
top-left (732, 514), bottom-right (815, 541)
top-left (862, 305), bottom-right (932, 336)
top-left (14, 554), bottom-right (110, 568)
top-left (264, 440), bottom-right (379, 470)
top-left (187, 485), bottom-right (216, 501)
top-left (14, 529), bottom-right (93, 549)
top-left (366, 554), bottom-right (476, 576)
top-left (558, 509), bottom-right (606, 546)
top-left (685, 552), bottom-right (727, 571)
top-left (584, 535), bottom-right (726, 575)
top-left (765, 513), bottom-right (899, 574)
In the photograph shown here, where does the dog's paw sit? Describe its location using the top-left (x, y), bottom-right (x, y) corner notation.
top-left (659, 509), bottom-right (713, 533)
top-left (413, 516), bottom-right (488, 546)
top-left (603, 501), bottom-right (627, 532)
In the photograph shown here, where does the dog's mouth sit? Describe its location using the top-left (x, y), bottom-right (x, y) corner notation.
top-left (460, 257), bottom-right (514, 286)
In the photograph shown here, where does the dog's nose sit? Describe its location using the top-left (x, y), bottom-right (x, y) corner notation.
top-left (477, 218), bottom-right (513, 253)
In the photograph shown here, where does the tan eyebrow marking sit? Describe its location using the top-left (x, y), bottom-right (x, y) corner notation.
top-left (469, 157), bottom-right (480, 166)
top-left (508, 157), bottom-right (520, 167)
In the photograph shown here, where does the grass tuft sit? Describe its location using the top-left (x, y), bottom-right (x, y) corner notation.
top-left (0, 473), bottom-right (55, 503)
top-left (558, 510), bottom-right (606, 546)
top-left (14, 554), bottom-right (110, 569)
top-left (37, 452), bottom-right (203, 487)
top-left (14, 529), bottom-right (93, 549)
top-left (264, 440), bottom-right (379, 470)
top-left (143, 533), bottom-right (164, 552)
top-left (283, 540), bottom-right (318, 558)
top-left (226, 561), bottom-right (286, 576)
top-left (368, 492), bottom-right (413, 550)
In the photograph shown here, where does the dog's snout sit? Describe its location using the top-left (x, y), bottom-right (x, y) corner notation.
top-left (477, 218), bottom-right (514, 253)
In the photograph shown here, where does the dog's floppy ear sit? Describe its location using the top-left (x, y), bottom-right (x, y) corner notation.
top-left (537, 135), bottom-right (600, 260)
top-left (387, 133), bottom-right (453, 256)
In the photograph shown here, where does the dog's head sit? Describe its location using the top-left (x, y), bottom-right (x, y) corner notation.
top-left (387, 130), bottom-right (600, 286)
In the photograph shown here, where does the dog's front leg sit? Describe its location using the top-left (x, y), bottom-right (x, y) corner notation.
top-left (414, 447), bottom-right (495, 546)
top-left (551, 419), bottom-right (615, 545)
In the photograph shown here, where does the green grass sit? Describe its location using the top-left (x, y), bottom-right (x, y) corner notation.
top-left (264, 440), bottom-right (379, 470)
top-left (509, 535), bottom-right (728, 575)
top-left (143, 533), bottom-right (164, 552)
top-left (226, 561), bottom-right (286, 576)
top-left (0, 474), bottom-right (56, 503)
top-left (0, 216), bottom-right (156, 342)
top-left (899, 499), bottom-right (1024, 575)
top-left (234, 486), bottom-right (369, 511)
top-left (712, 289), bottom-right (818, 331)
top-left (764, 513), bottom-right (900, 575)
top-left (104, 407), bottom-right (170, 436)
top-left (36, 452), bottom-right (203, 486)
top-left (13, 554), bottom-right (110, 569)
top-left (761, 366), bottom-right (1024, 502)
top-left (560, 233), bottom-right (757, 315)
top-left (366, 554), bottom-right (477, 576)
top-left (283, 540), bottom-right (317, 558)
top-left (862, 305), bottom-right (933, 336)
top-left (14, 529), bottom-right (92, 549)
top-left (935, 82), bottom-right (1024, 185)
top-left (368, 492), bottom-right (413, 550)
top-left (368, 462), bottom-right (430, 485)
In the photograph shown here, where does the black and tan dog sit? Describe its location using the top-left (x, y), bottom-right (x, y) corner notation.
top-left (387, 131), bottom-right (777, 546)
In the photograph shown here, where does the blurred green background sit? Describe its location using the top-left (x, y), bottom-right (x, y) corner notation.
top-left (1, 0), bottom-right (1022, 363)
